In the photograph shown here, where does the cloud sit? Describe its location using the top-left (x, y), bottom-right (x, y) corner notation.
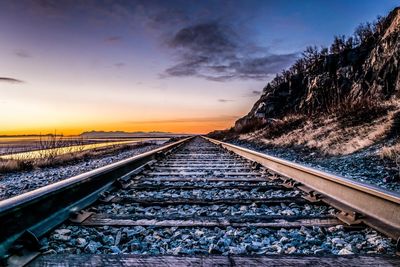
top-left (163, 21), bottom-right (298, 82)
top-left (15, 49), bottom-right (31, 58)
top-left (0, 77), bottom-right (24, 83)
top-left (168, 22), bottom-right (237, 53)
top-left (218, 99), bottom-right (233, 103)
top-left (239, 89), bottom-right (264, 97)
top-left (104, 36), bottom-right (122, 43)
top-left (13, 1), bottom-right (298, 82)
top-left (114, 62), bottom-right (125, 68)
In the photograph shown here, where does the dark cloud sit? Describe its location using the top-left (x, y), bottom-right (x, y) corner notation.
top-left (243, 89), bottom-right (262, 97)
top-left (218, 99), bottom-right (233, 103)
top-left (15, 49), bottom-right (31, 58)
top-left (243, 89), bottom-right (263, 97)
top-left (146, 8), bottom-right (190, 29)
top-left (0, 77), bottom-right (24, 83)
top-left (163, 22), bottom-right (298, 82)
top-left (104, 36), bottom-right (122, 43)
top-left (15, 1), bottom-right (298, 82)
top-left (168, 22), bottom-right (237, 52)
top-left (114, 62), bottom-right (125, 68)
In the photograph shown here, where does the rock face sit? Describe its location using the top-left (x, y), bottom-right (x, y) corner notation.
top-left (235, 7), bottom-right (400, 132)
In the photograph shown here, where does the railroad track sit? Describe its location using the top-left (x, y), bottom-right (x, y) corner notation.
top-left (1, 136), bottom-right (400, 266)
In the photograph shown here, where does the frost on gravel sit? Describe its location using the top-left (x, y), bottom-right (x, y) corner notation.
top-left (0, 144), bottom-right (160, 200)
top-left (114, 188), bottom-right (301, 199)
top-left (41, 225), bottom-right (396, 255)
top-left (138, 181), bottom-right (277, 187)
top-left (94, 202), bottom-right (334, 217)
top-left (231, 141), bottom-right (400, 192)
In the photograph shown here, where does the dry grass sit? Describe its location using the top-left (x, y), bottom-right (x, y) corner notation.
top-left (380, 144), bottom-right (400, 160)
top-left (0, 142), bottom-right (152, 174)
top-left (239, 100), bottom-right (400, 156)
top-left (379, 143), bottom-right (400, 179)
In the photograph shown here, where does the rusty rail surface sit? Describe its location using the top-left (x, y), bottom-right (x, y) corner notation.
top-left (0, 137), bottom-right (192, 260)
top-left (204, 137), bottom-right (400, 244)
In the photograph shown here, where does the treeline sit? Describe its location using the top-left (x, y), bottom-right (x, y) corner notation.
top-left (266, 14), bottom-right (390, 91)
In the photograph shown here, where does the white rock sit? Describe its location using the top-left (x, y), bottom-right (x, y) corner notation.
top-left (338, 248), bottom-right (354, 255)
top-left (286, 246), bottom-right (296, 254)
top-left (55, 229), bottom-right (71, 235)
top-left (76, 238), bottom-right (87, 248)
top-left (52, 234), bottom-right (70, 241)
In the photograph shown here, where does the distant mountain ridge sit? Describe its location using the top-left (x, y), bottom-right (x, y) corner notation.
top-left (233, 7), bottom-right (400, 132)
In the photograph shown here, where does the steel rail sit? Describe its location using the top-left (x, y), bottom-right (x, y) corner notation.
top-left (0, 137), bottom-right (193, 259)
top-left (204, 136), bottom-right (400, 244)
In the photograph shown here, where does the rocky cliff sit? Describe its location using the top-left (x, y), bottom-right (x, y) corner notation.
top-left (234, 7), bottom-right (400, 133)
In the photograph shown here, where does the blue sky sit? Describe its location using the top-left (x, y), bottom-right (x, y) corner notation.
top-left (0, 0), bottom-right (398, 134)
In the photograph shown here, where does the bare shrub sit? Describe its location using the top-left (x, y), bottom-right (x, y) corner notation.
top-left (234, 118), bottom-right (266, 134)
top-left (0, 141), bottom-right (153, 174)
top-left (0, 158), bottom-right (34, 173)
top-left (380, 145), bottom-right (400, 160)
top-left (238, 100), bottom-right (398, 156)
top-left (332, 97), bottom-right (393, 127)
top-left (263, 115), bottom-right (306, 139)
top-left (379, 144), bottom-right (400, 180)
top-left (36, 133), bottom-right (65, 161)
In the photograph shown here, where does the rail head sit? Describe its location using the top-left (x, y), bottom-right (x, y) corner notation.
top-left (204, 136), bottom-right (400, 240)
top-left (0, 136), bottom-right (193, 259)
top-left (204, 137), bottom-right (400, 202)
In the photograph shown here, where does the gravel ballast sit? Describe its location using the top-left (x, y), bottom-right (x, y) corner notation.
top-left (42, 225), bottom-right (395, 255)
top-left (114, 188), bottom-right (301, 199)
top-left (229, 140), bottom-right (400, 192)
top-left (94, 202), bottom-right (334, 217)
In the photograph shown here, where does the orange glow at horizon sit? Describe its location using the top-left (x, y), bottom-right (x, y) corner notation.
top-left (0, 117), bottom-right (238, 136)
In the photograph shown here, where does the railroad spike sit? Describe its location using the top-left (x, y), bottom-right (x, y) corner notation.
top-left (302, 190), bottom-right (322, 203)
top-left (69, 211), bottom-right (94, 224)
top-left (336, 210), bottom-right (363, 225)
top-left (251, 162), bottom-right (262, 170)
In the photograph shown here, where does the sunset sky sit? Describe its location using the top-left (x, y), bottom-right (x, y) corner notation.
top-left (0, 0), bottom-right (397, 135)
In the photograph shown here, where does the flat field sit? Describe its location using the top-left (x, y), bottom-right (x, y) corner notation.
top-left (0, 136), bottom-right (168, 159)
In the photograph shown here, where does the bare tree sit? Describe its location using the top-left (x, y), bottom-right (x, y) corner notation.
top-left (330, 35), bottom-right (346, 54)
top-left (290, 58), bottom-right (306, 74)
top-left (353, 22), bottom-right (373, 45)
top-left (345, 36), bottom-right (355, 49)
top-left (302, 45), bottom-right (320, 65)
top-left (320, 46), bottom-right (329, 56)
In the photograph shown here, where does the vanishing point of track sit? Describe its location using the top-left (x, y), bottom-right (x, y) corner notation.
top-left (1, 136), bottom-right (400, 266)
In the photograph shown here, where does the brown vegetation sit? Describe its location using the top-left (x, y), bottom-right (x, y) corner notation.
top-left (0, 141), bottom-right (153, 174)
top-left (380, 144), bottom-right (400, 161)
top-left (212, 100), bottom-right (399, 157)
